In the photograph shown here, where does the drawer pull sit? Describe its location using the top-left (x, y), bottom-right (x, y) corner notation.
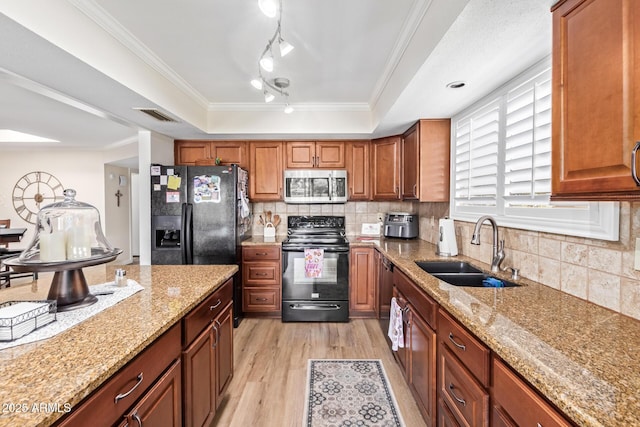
top-left (210, 299), bottom-right (222, 310)
top-left (132, 412), bottom-right (142, 426)
top-left (255, 272), bottom-right (269, 276)
top-left (255, 252), bottom-right (268, 256)
top-left (256, 298), bottom-right (268, 301)
top-left (448, 332), bottom-right (466, 351)
top-left (448, 383), bottom-right (466, 407)
top-left (114, 373), bottom-right (144, 403)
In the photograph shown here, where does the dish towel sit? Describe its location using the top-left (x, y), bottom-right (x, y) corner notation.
top-left (387, 297), bottom-right (404, 351)
top-left (304, 248), bottom-right (324, 278)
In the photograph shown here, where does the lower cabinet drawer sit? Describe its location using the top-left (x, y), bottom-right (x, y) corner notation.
top-left (492, 357), bottom-right (572, 427)
top-left (243, 288), bottom-right (280, 312)
top-left (244, 264), bottom-right (279, 285)
top-left (438, 309), bottom-right (490, 387)
top-left (183, 278), bottom-right (233, 345)
top-left (439, 345), bottom-right (489, 427)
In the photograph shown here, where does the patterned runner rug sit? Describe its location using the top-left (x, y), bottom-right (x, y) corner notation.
top-left (304, 359), bottom-right (405, 427)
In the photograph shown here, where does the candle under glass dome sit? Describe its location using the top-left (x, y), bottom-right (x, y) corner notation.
top-left (4, 189), bottom-right (122, 311)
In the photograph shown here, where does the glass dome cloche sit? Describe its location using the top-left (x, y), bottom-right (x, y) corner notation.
top-left (19, 188), bottom-right (120, 263)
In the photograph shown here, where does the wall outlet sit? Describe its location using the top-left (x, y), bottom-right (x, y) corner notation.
top-left (635, 238), bottom-right (640, 270)
top-left (377, 212), bottom-right (384, 223)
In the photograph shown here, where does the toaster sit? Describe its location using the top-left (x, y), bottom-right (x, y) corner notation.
top-left (383, 213), bottom-right (419, 239)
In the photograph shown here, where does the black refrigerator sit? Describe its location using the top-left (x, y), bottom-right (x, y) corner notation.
top-left (150, 164), bottom-right (251, 327)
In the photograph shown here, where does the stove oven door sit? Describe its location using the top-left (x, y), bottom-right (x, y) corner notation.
top-left (281, 247), bottom-right (349, 322)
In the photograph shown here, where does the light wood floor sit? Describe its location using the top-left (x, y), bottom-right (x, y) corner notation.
top-left (212, 318), bottom-right (427, 427)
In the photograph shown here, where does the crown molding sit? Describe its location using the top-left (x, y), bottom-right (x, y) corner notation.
top-left (69, 0), bottom-right (210, 110)
top-left (208, 102), bottom-right (371, 113)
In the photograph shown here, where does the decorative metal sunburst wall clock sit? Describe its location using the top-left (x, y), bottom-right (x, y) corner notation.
top-left (12, 171), bottom-right (65, 224)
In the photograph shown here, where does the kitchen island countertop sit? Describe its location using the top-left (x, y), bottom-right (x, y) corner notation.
top-left (0, 264), bottom-right (237, 427)
top-left (353, 237), bottom-right (640, 427)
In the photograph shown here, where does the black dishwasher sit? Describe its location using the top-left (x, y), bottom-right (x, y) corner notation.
top-left (378, 255), bottom-right (394, 343)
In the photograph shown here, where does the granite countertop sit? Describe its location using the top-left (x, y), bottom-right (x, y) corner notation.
top-left (357, 238), bottom-right (640, 427)
top-left (0, 264), bottom-right (237, 427)
top-left (241, 235), bottom-right (285, 245)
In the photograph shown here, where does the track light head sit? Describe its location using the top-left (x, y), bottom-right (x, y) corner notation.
top-left (258, 0), bottom-right (278, 18)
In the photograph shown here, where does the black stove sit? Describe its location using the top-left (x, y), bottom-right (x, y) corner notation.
top-left (282, 216), bottom-right (349, 251)
top-left (281, 216), bottom-right (350, 322)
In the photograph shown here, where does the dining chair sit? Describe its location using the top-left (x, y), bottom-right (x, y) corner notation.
top-left (0, 219), bottom-right (37, 287)
top-left (0, 219), bottom-right (10, 248)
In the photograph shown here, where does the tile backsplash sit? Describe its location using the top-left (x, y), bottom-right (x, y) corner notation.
top-left (251, 200), bottom-right (640, 321)
top-left (251, 201), bottom-right (420, 237)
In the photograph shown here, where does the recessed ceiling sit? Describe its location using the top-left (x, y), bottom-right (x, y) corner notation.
top-left (0, 0), bottom-right (552, 149)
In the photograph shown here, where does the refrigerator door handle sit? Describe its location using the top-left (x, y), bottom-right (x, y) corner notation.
top-left (181, 203), bottom-right (194, 264)
top-left (184, 203), bottom-right (194, 264)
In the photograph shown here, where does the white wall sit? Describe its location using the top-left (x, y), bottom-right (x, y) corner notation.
top-left (138, 131), bottom-right (174, 265)
top-left (104, 164), bottom-right (132, 264)
top-left (0, 150), bottom-right (106, 249)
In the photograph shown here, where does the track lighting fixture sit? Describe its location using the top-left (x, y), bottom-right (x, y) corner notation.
top-left (251, 0), bottom-right (294, 113)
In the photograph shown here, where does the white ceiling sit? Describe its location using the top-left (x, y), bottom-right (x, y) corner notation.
top-left (0, 0), bottom-right (552, 150)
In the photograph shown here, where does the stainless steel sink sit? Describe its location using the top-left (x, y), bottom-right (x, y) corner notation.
top-left (431, 273), bottom-right (520, 288)
top-left (415, 261), bottom-right (520, 287)
top-left (415, 261), bottom-right (483, 274)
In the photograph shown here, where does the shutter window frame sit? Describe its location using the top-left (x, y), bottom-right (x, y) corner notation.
top-left (450, 57), bottom-right (619, 241)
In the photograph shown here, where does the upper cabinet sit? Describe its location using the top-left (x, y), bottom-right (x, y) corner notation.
top-left (174, 140), bottom-right (211, 165)
top-left (402, 119), bottom-right (451, 202)
top-left (249, 141), bottom-right (283, 201)
top-left (551, 0), bottom-right (640, 200)
top-left (285, 141), bottom-right (345, 168)
top-left (371, 136), bottom-right (401, 200)
top-left (174, 140), bottom-right (247, 168)
top-left (345, 141), bottom-right (370, 200)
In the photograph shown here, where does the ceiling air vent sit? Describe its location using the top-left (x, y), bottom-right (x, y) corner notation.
top-left (133, 108), bottom-right (177, 122)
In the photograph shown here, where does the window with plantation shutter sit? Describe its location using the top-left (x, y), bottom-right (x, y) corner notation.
top-left (450, 58), bottom-right (619, 241)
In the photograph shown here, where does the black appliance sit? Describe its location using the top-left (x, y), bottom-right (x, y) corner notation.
top-left (150, 164), bottom-right (251, 327)
top-left (281, 216), bottom-right (350, 322)
top-left (378, 255), bottom-right (394, 345)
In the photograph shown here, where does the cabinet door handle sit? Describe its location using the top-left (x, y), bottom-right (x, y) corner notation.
top-left (132, 412), bottom-right (142, 427)
top-left (448, 332), bottom-right (466, 351)
top-left (448, 383), bottom-right (466, 406)
top-left (114, 373), bottom-right (144, 403)
top-left (210, 299), bottom-right (222, 310)
top-left (212, 321), bottom-right (219, 349)
top-left (413, 184), bottom-right (417, 198)
top-left (632, 141), bottom-right (640, 185)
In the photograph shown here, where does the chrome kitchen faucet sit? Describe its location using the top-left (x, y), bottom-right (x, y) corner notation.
top-left (471, 215), bottom-right (505, 273)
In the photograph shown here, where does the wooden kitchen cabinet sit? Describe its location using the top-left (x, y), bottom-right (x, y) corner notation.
top-left (349, 247), bottom-right (376, 317)
top-left (393, 269), bottom-right (438, 426)
top-left (371, 135), bottom-right (401, 200)
top-left (55, 324), bottom-right (182, 427)
top-left (175, 140), bottom-right (211, 165)
top-left (393, 268), bottom-right (437, 426)
top-left (182, 279), bottom-right (234, 427)
top-left (345, 140), bottom-right (370, 200)
top-left (286, 141), bottom-right (345, 168)
top-left (551, 0), bottom-right (640, 200)
top-left (492, 356), bottom-right (572, 427)
top-left (122, 359), bottom-right (182, 427)
top-left (402, 119), bottom-right (450, 201)
top-left (249, 141), bottom-right (283, 201)
top-left (174, 140), bottom-right (248, 168)
top-left (437, 308), bottom-right (490, 427)
top-left (242, 245), bottom-right (281, 316)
